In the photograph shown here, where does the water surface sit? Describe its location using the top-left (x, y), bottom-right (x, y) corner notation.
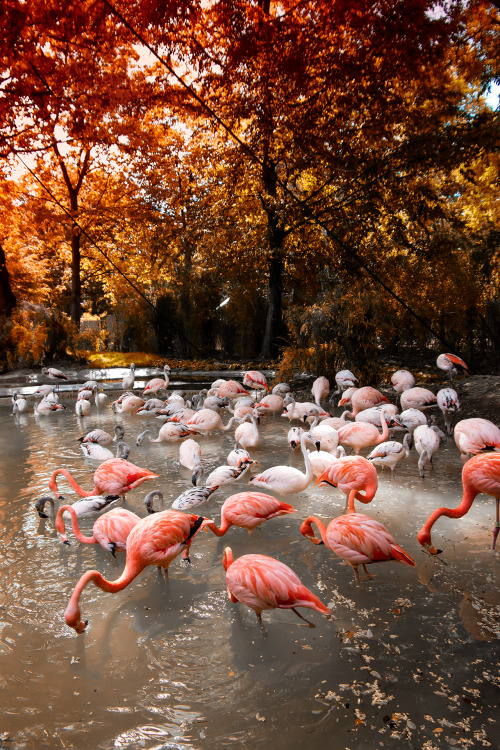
top-left (0, 388), bottom-right (498, 749)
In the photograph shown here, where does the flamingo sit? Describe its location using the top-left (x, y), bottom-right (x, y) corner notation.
top-left (186, 409), bottom-right (240, 434)
top-left (334, 370), bottom-right (359, 394)
top-left (75, 399), bottom-right (91, 417)
top-left (414, 424), bottom-right (442, 477)
top-left (34, 398), bottom-right (66, 416)
top-left (243, 370), bottom-right (269, 392)
top-left (366, 434), bottom-right (412, 474)
top-left (179, 438), bottom-right (202, 473)
top-left (391, 370), bottom-right (415, 395)
top-left (136, 398), bottom-right (165, 415)
top-left (35, 493), bottom-right (120, 519)
top-left (48, 458), bottom-right (159, 499)
top-left (311, 376), bottom-right (330, 406)
top-left (111, 394), bottom-right (145, 414)
top-left (227, 445), bottom-right (258, 468)
top-left (218, 380), bottom-right (250, 400)
top-left (249, 431), bottom-right (319, 495)
top-left (12, 391), bottom-right (28, 414)
top-left (80, 440), bottom-right (131, 462)
top-left (171, 484), bottom-right (220, 510)
top-left (77, 388), bottom-right (94, 402)
top-left (302, 410), bottom-right (340, 454)
top-left (64, 510), bottom-right (207, 633)
top-left (300, 514), bottom-right (416, 585)
top-left (355, 404), bottom-right (399, 427)
top-left (307, 448), bottom-right (345, 477)
top-left (340, 386), bottom-right (389, 418)
top-left (56, 506), bottom-right (141, 556)
top-left (164, 406), bottom-right (196, 423)
top-left (136, 423), bottom-right (198, 444)
top-left (282, 395), bottom-right (330, 423)
top-left (272, 383), bottom-right (291, 397)
top-left (437, 388), bottom-right (460, 436)
top-left (400, 387), bottom-right (437, 412)
top-left (234, 411), bottom-right (260, 450)
top-left (122, 363), bottom-right (135, 390)
top-left (204, 460), bottom-right (253, 488)
top-left (42, 367), bottom-right (68, 380)
top-left (93, 386), bottom-right (108, 410)
top-left (453, 418), bottom-right (500, 459)
top-left (79, 425), bottom-right (125, 446)
top-left (79, 380), bottom-right (98, 393)
top-left (336, 406), bottom-right (400, 454)
top-left (436, 353), bottom-right (468, 382)
top-left (254, 393), bottom-right (284, 414)
top-left (314, 455), bottom-right (378, 512)
top-left (337, 386), bottom-right (358, 408)
top-left (35, 384), bottom-right (54, 396)
top-left (418, 452), bottom-right (500, 552)
top-left (143, 365), bottom-right (171, 396)
top-left (398, 408), bottom-right (428, 437)
top-left (203, 395), bottom-right (230, 412)
top-left (222, 547), bottom-right (330, 628)
top-left (202, 492), bottom-right (295, 536)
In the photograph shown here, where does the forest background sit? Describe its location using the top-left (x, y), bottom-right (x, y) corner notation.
top-left (0, 0), bottom-right (499, 384)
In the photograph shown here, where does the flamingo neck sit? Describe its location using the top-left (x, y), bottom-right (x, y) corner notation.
top-left (377, 407), bottom-right (391, 443)
top-left (300, 434), bottom-right (314, 483)
top-left (300, 515), bottom-right (328, 544)
top-left (48, 469), bottom-right (93, 498)
top-left (65, 563), bottom-right (144, 633)
top-left (56, 506), bottom-right (95, 544)
top-left (418, 484), bottom-right (478, 548)
top-left (202, 520), bottom-right (228, 537)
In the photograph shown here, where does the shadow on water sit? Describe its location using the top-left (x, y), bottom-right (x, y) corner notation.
top-left (0, 379), bottom-right (498, 749)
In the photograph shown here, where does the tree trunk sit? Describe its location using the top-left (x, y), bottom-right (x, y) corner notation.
top-left (70, 219), bottom-right (82, 326)
top-left (259, 156), bottom-right (286, 359)
top-left (0, 242), bottom-right (16, 316)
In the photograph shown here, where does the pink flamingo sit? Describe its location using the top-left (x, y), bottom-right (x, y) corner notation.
top-left (391, 369), bottom-right (415, 395)
top-left (314, 455), bottom-right (378, 512)
top-left (336, 406), bottom-right (399, 454)
top-left (400, 387), bottom-right (437, 412)
top-left (436, 353), bottom-right (468, 382)
top-left (222, 547), bottom-right (330, 628)
top-left (311, 376), bottom-right (330, 406)
top-left (202, 492), bottom-right (295, 536)
top-left (64, 510), bottom-right (207, 633)
top-left (186, 409), bottom-right (240, 433)
top-left (143, 364), bottom-right (171, 396)
top-left (341, 386), bottom-right (389, 418)
top-left (417, 452), bottom-right (500, 553)
top-left (218, 380), bottom-right (250, 400)
top-left (56, 506), bottom-right (141, 556)
top-left (453, 418), bottom-right (500, 459)
top-left (300, 514), bottom-right (416, 584)
top-left (254, 394), bottom-right (284, 414)
top-left (243, 370), bottom-right (269, 391)
top-left (48, 458), bottom-right (159, 499)
top-left (334, 370), bottom-right (358, 394)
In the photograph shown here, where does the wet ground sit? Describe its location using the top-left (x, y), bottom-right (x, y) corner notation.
top-left (0, 368), bottom-right (498, 749)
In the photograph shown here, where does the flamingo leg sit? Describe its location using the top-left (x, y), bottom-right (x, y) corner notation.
top-left (492, 498), bottom-right (500, 551)
top-left (291, 607), bottom-right (316, 628)
top-left (362, 564), bottom-right (375, 580)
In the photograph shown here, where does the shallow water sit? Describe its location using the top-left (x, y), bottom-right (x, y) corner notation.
top-left (0, 383), bottom-right (499, 750)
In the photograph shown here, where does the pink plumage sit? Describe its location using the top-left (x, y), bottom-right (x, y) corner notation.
top-left (223, 547), bottom-right (330, 626)
top-left (300, 513), bottom-right (416, 584)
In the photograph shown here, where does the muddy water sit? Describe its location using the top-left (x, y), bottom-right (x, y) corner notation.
top-left (0, 384), bottom-right (498, 749)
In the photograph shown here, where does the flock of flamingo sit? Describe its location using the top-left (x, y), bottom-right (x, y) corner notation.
top-left (12, 352), bottom-right (500, 634)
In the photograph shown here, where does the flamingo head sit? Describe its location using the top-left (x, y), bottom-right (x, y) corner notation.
top-left (417, 527), bottom-right (442, 555)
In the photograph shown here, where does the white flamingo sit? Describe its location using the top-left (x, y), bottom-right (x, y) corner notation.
top-left (249, 431), bottom-right (319, 495)
top-left (366, 434), bottom-right (412, 474)
top-left (437, 388), bottom-right (460, 436)
top-left (122, 363), bottom-right (135, 390)
top-left (234, 411), bottom-right (260, 450)
top-left (311, 376), bottom-right (330, 406)
top-left (414, 424), bottom-right (441, 477)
